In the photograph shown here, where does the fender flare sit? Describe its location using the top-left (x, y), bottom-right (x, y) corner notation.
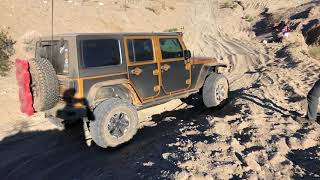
top-left (203, 62), bottom-right (227, 69)
top-left (86, 79), bottom-right (141, 108)
top-left (193, 63), bottom-right (228, 90)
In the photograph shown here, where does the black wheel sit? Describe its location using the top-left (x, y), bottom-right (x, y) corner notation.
top-left (90, 98), bottom-right (139, 148)
top-left (29, 58), bottom-right (59, 111)
top-left (202, 73), bottom-right (229, 108)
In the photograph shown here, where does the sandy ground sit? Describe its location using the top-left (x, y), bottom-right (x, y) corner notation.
top-left (0, 0), bottom-right (320, 179)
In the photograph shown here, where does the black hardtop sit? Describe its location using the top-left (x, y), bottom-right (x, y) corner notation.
top-left (50, 32), bottom-right (182, 38)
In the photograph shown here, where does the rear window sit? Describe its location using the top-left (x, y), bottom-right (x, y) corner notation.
top-left (36, 40), bottom-right (69, 75)
top-left (81, 39), bottom-right (121, 68)
top-left (160, 38), bottom-right (183, 59)
top-left (127, 39), bottom-right (154, 63)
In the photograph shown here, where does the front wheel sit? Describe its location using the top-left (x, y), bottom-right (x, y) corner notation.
top-left (202, 73), bottom-right (229, 108)
top-left (89, 98), bottom-right (139, 148)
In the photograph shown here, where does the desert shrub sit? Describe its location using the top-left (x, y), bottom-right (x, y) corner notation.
top-left (22, 31), bottom-right (41, 53)
top-left (0, 28), bottom-right (15, 76)
top-left (244, 15), bottom-right (255, 22)
top-left (163, 28), bottom-right (178, 32)
top-left (220, 1), bottom-right (238, 9)
top-left (309, 46), bottom-right (320, 61)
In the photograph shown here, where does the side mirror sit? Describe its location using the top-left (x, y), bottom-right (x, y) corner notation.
top-left (184, 50), bottom-right (191, 60)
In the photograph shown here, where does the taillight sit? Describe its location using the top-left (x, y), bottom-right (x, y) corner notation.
top-left (63, 48), bottom-right (69, 74)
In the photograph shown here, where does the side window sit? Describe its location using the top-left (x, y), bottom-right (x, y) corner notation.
top-left (160, 38), bottom-right (183, 59)
top-left (127, 39), bottom-right (154, 63)
top-left (81, 39), bottom-right (121, 68)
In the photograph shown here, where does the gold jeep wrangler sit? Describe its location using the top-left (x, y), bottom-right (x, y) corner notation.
top-left (16, 32), bottom-right (229, 148)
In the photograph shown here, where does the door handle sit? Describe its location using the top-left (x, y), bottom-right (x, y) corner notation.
top-left (161, 64), bottom-right (170, 71)
top-left (130, 67), bottom-right (143, 75)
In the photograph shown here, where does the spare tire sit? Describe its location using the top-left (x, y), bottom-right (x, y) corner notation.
top-left (29, 58), bottom-right (59, 111)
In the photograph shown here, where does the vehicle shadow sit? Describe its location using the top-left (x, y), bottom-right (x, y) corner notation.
top-left (287, 145), bottom-right (320, 179)
top-left (1, 81), bottom-right (310, 179)
top-left (0, 96), bottom-right (224, 180)
top-left (45, 89), bottom-right (93, 129)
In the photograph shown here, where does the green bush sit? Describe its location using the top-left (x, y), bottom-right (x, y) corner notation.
top-left (220, 1), bottom-right (238, 9)
top-left (163, 28), bottom-right (179, 32)
top-left (244, 15), bottom-right (255, 22)
top-left (0, 28), bottom-right (15, 76)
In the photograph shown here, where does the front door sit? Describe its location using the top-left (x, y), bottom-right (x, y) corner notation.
top-left (157, 37), bottom-right (192, 94)
top-left (125, 37), bottom-right (160, 100)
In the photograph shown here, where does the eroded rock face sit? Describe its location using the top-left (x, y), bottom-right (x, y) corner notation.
top-left (299, 5), bottom-right (320, 45)
top-left (305, 25), bottom-right (320, 45)
top-left (286, 5), bottom-right (320, 46)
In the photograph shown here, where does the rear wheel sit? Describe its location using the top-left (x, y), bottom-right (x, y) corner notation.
top-left (202, 73), bottom-right (229, 108)
top-left (90, 98), bottom-right (139, 148)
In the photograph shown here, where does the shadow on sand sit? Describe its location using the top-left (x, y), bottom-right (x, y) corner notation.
top-left (287, 145), bottom-right (320, 179)
top-left (0, 96), bottom-right (222, 180)
top-left (0, 83), bottom-right (316, 179)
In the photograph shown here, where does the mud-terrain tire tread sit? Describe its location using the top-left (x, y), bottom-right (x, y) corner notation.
top-left (90, 98), bottom-right (139, 148)
top-left (202, 73), bottom-right (229, 108)
top-left (29, 58), bottom-right (59, 111)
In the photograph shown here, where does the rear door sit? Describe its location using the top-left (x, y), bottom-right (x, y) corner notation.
top-left (124, 37), bottom-right (161, 100)
top-left (157, 36), bottom-right (192, 94)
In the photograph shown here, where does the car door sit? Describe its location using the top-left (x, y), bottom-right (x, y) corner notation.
top-left (157, 36), bottom-right (192, 94)
top-left (124, 37), bottom-right (161, 100)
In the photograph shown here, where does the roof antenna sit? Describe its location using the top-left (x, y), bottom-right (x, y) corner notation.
top-left (51, 0), bottom-right (53, 62)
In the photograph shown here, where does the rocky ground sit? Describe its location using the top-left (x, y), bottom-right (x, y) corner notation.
top-left (0, 0), bottom-right (320, 179)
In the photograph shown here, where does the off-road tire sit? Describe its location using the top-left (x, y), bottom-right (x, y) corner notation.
top-left (90, 98), bottom-right (139, 148)
top-left (29, 58), bottom-right (59, 111)
top-left (202, 73), bottom-right (229, 108)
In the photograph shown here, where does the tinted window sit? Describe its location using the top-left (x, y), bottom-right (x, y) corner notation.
top-left (160, 38), bottom-right (183, 59)
top-left (81, 39), bottom-right (121, 68)
top-left (127, 39), bottom-right (154, 62)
